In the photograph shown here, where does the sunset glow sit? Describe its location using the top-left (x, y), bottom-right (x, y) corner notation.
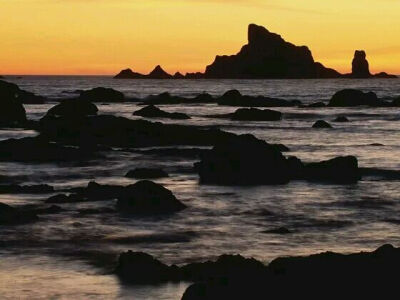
top-left (1, 0), bottom-right (399, 75)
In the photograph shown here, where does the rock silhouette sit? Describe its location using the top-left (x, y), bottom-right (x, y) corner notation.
top-left (148, 65), bottom-right (173, 79)
top-left (0, 80), bottom-right (27, 126)
top-left (79, 87), bottom-right (125, 102)
top-left (116, 180), bottom-right (186, 214)
top-left (204, 24), bottom-right (341, 79)
top-left (114, 68), bottom-right (145, 79)
top-left (328, 89), bottom-right (384, 107)
top-left (351, 50), bottom-right (371, 78)
top-left (210, 107), bottom-right (282, 121)
top-left (125, 168), bottom-right (169, 179)
top-left (217, 90), bottom-right (299, 107)
top-left (46, 98), bottom-right (98, 118)
top-left (312, 120), bottom-right (332, 128)
top-left (133, 105), bottom-right (190, 119)
top-left (0, 202), bottom-right (38, 225)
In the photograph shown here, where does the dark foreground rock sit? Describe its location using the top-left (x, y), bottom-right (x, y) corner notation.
top-left (0, 80), bottom-right (27, 126)
top-left (125, 168), bottom-right (169, 179)
top-left (79, 87), bottom-right (125, 103)
top-left (328, 89), bottom-right (385, 107)
top-left (116, 180), bottom-right (186, 215)
top-left (46, 98), bottom-right (98, 118)
top-left (312, 120), bottom-right (332, 128)
top-left (114, 244), bottom-right (400, 299)
top-left (0, 202), bottom-right (38, 225)
top-left (181, 244), bottom-right (400, 299)
top-left (133, 105), bottom-right (190, 120)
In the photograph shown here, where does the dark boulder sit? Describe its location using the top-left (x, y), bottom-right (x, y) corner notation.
top-left (230, 108), bottom-right (282, 121)
top-left (114, 68), bottom-right (145, 79)
top-left (303, 156), bottom-right (361, 183)
top-left (125, 168), bottom-right (169, 179)
top-left (116, 180), bottom-right (186, 214)
top-left (46, 98), bottom-right (98, 118)
top-left (263, 227), bottom-right (292, 234)
top-left (133, 105), bottom-right (190, 120)
top-left (312, 120), bottom-right (332, 128)
top-left (148, 65), bottom-right (173, 79)
top-left (0, 202), bottom-right (38, 225)
top-left (115, 251), bottom-right (180, 284)
top-left (79, 87), bottom-right (125, 102)
top-left (0, 80), bottom-right (27, 125)
top-left (45, 194), bottom-right (84, 204)
top-left (217, 90), bottom-right (299, 107)
top-left (194, 134), bottom-right (291, 185)
top-left (333, 116), bottom-right (349, 122)
top-left (328, 89), bottom-right (383, 107)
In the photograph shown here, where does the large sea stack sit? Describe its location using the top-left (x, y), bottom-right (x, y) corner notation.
top-left (204, 24), bottom-right (341, 79)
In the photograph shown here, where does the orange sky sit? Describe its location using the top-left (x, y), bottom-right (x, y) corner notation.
top-left (0, 0), bottom-right (399, 75)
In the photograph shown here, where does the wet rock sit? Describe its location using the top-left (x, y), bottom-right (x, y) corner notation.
top-left (217, 90), bottom-right (297, 107)
top-left (148, 65), bottom-right (173, 79)
top-left (142, 92), bottom-right (215, 105)
top-left (303, 156), bottom-right (361, 184)
top-left (333, 116), bottom-right (349, 122)
top-left (194, 134), bottom-right (291, 185)
top-left (229, 108), bottom-right (282, 121)
top-left (114, 68), bottom-right (145, 79)
top-left (34, 205), bottom-right (63, 214)
top-left (125, 168), bottom-right (169, 179)
top-left (133, 105), bottom-right (190, 120)
top-left (115, 251), bottom-right (180, 284)
top-left (79, 87), bottom-right (125, 103)
top-left (38, 114), bottom-right (237, 148)
top-left (116, 180), bottom-right (186, 214)
top-left (0, 202), bottom-right (38, 225)
top-left (45, 193), bottom-right (84, 204)
top-left (80, 181), bottom-right (124, 201)
top-left (312, 120), bottom-right (332, 128)
top-left (0, 184), bottom-right (54, 194)
top-left (46, 98), bottom-right (98, 118)
top-left (328, 89), bottom-right (384, 107)
top-left (0, 80), bottom-right (27, 126)
top-left (0, 136), bottom-right (97, 162)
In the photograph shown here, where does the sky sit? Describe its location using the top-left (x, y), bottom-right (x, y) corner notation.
top-left (0, 0), bottom-right (399, 75)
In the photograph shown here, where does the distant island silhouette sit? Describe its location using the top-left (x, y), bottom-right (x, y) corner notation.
top-left (115, 24), bottom-right (396, 79)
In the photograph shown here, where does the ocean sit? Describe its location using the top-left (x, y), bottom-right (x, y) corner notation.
top-left (1, 76), bottom-right (400, 299)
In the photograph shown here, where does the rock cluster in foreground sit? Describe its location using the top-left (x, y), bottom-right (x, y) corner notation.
top-left (114, 244), bottom-right (400, 299)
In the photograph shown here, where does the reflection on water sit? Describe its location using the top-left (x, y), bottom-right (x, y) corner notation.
top-left (1, 77), bottom-right (400, 298)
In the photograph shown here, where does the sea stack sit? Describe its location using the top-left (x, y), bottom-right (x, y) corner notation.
top-left (148, 65), bottom-right (173, 79)
top-left (351, 50), bottom-right (371, 78)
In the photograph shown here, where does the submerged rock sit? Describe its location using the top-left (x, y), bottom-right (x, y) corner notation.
top-left (328, 89), bottom-right (384, 107)
top-left (46, 98), bottom-right (98, 118)
top-left (116, 180), bottom-right (186, 215)
top-left (312, 120), bottom-right (332, 128)
top-left (133, 105), bottom-right (190, 120)
top-left (333, 116), bottom-right (349, 122)
top-left (0, 202), bottom-right (38, 225)
top-left (125, 168), bottom-right (169, 179)
top-left (79, 87), bottom-right (125, 103)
